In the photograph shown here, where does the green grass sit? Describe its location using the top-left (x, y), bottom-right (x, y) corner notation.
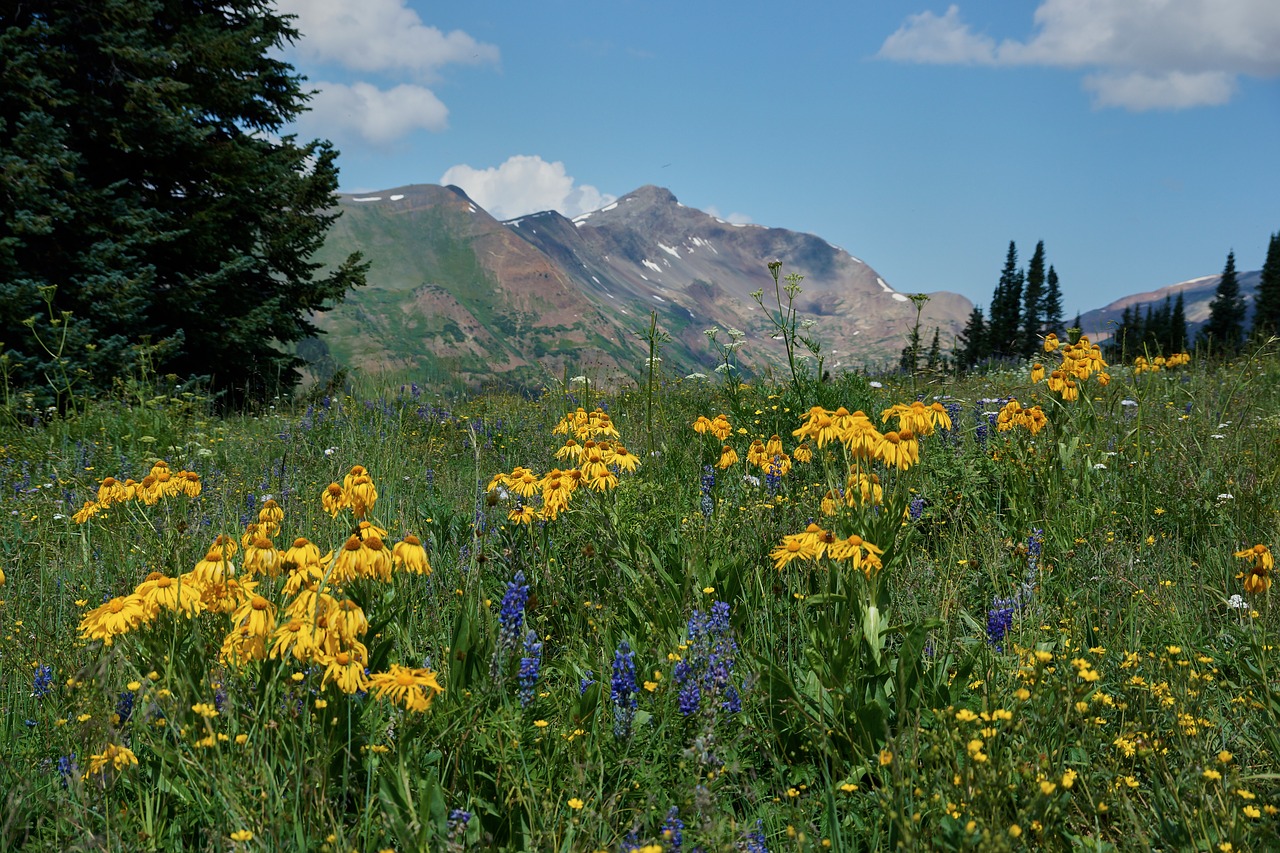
top-left (1, 346), bottom-right (1278, 851)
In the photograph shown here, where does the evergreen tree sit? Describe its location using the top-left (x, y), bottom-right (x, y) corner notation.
top-left (1200, 250), bottom-right (1247, 354)
top-left (1252, 232), bottom-right (1280, 338)
top-left (1111, 305), bottom-right (1136, 361)
top-left (925, 327), bottom-right (942, 372)
top-left (1170, 293), bottom-right (1189, 352)
top-left (957, 307), bottom-right (989, 369)
top-left (0, 1), bottom-right (367, 407)
top-left (988, 242), bottom-right (1023, 358)
top-left (1071, 312), bottom-right (1082, 337)
top-left (1150, 297), bottom-right (1173, 354)
top-left (1022, 240), bottom-right (1046, 357)
top-left (1041, 265), bottom-right (1065, 339)
top-left (898, 325), bottom-right (921, 374)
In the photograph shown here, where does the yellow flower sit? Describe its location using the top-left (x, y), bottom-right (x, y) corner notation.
top-left (79, 594), bottom-right (152, 645)
top-left (367, 664), bottom-right (444, 712)
top-left (83, 743), bottom-right (138, 777)
top-left (1218, 750), bottom-right (1233, 764)
top-left (1062, 768), bottom-right (1077, 789)
top-left (568, 797), bottom-right (585, 810)
top-left (1203, 769), bottom-right (1222, 781)
top-left (1008, 824), bottom-right (1022, 839)
top-left (230, 830), bottom-right (253, 842)
top-left (1243, 805), bottom-right (1261, 819)
top-left (192, 702), bottom-right (219, 718)
top-left (879, 749), bottom-right (893, 766)
top-left (534, 719), bottom-right (549, 728)
top-left (716, 445), bottom-right (740, 469)
top-left (1040, 780), bottom-right (1057, 795)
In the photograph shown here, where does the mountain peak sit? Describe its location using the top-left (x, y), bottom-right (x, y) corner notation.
top-left (617, 185), bottom-right (679, 206)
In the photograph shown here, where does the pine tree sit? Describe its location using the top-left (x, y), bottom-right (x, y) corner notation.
top-left (898, 325), bottom-right (921, 374)
top-left (1150, 297), bottom-right (1173, 354)
top-left (1170, 293), bottom-right (1189, 351)
top-left (1200, 250), bottom-right (1247, 355)
top-left (1252, 232), bottom-right (1280, 338)
top-left (957, 307), bottom-right (989, 369)
top-left (925, 327), bottom-right (942, 372)
top-left (1022, 240), bottom-right (1046, 357)
top-left (988, 242), bottom-right (1023, 358)
top-left (1041, 265), bottom-right (1065, 339)
top-left (0, 1), bottom-right (367, 407)
top-left (1111, 305), bottom-right (1136, 361)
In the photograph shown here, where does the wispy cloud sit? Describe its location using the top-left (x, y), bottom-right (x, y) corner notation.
top-left (878, 0), bottom-right (1280, 110)
top-left (440, 156), bottom-right (616, 220)
top-left (276, 0), bottom-right (498, 143)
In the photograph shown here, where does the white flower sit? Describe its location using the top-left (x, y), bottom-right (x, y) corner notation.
top-left (742, 474), bottom-right (761, 487)
top-left (570, 375), bottom-right (587, 384)
top-left (1227, 594), bottom-right (1249, 610)
top-left (260, 494), bottom-right (274, 503)
top-left (1093, 463), bottom-right (1108, 470)
top-left (869, 381), bottom-right (883, 389)
top-left (1210, 434), bottom-right (1226, 440)
top-left (1121, 399), bottom-right (1138, 407)
top-left (324, 446), bottom-right (338, 456)
top-left (685, 372), bottom-right (708, 380)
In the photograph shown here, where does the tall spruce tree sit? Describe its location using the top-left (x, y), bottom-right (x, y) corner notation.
top-left (1041, 265), bottom-right (1065, 339)
top-left (1252, 232), bottom-right (1280, 338)
top-left (957, 307), bottom-right (989, 369)
top-left (1200, 250), bottom-right (1247, 354)
top-left (1022, 240), bottom-right (1046, 357)
top-left (0, 1), bottom-right (367, 407)
top-left (988, 242), bottom-right (1023, 358)
top-left (925, 327), bottom-right (942, 372)
top-left (1170, 293), bottom-right (1189, 352)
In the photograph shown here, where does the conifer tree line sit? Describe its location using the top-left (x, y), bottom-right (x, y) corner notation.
top-left (1106, 294), bottom-right (1189, 361)
top-left (1195, 233), bottom-right (1280, 356)
top-left (955, 240), bottom-right (1066, 369)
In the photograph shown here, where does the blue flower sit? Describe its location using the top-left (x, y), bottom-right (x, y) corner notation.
top-left (517, 630), bottom-right (543, 708)
top-left (490, 570), bottom-right (530, 680)
top-left (699, 467), bottom-right (715, 518)
top-left (662, 806), bottom-right (684, 851)
top-left (611, 640), bottom-right (638, 738)
top-left (673, 601), bottom-right (742, 719)
top-left (32, 664), bottom-right (54, 699)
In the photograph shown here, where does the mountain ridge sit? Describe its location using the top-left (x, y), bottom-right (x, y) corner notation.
top-left (304, 184), bottom-right (974, 388)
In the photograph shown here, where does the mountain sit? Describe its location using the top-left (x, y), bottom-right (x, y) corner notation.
top-left (1078, 268), bottom-right (1263, 344)
top-left (304, 184), bottom-right (973, 388)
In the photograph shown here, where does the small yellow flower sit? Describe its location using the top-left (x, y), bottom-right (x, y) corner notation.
top-left (229, 830), bottom-right (253, 842)
top-left (1040, 780), bottom-right (1057, 795)
top-left (1062, 768), bottom-right (1077, 789)
top-left (568, 797), bottom-right (585, 810)
top-left (703, 586), bottom-right (715, 594)
top-left (1218, 750), bottom-right (1233, 764)
top-left (879, 749), bottom-right (893, 766)
top-left (126, 680), bottom-right (141, 691)
top-left (315, 699), bottom-right (328, 710)
top-left (1008, 824), bottom-right (1022, 839)
top-left (1014, 687), bottom-right (1031, 701)
top-left (534, 719), bottom-right (549, 728)
top-left (840, 783), bottom-right (858, 792)
top-left (1243, 805), bottom-right (1261, 819)
top-left (235, 734), bottom-right (248, 745)
top-left (191, 702), bottom-right (219, 718)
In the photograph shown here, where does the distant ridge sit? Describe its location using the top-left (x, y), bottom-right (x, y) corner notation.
top-left (304, 183), bottom-right (975, 388)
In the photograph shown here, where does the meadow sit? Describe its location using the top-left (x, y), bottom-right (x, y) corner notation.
top-left (0, 337), bottom-right (1278, 852)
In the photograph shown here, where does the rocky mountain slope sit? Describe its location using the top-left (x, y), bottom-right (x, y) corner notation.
top-left (304, 184), bottom-right (973, 389)
top-left (1078, 269), bottom-right (1263, 343)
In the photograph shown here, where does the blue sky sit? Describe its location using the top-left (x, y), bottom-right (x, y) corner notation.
top-left (276, 1), bottom-right (1280, 317)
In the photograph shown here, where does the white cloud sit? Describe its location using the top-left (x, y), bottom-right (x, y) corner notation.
top-left (877, 5), bottom-right (997, 65)
top-left (878, 0), bottom-right (1280, 110)
top-left (1084, 70), bottom-right (1236, 111)
top-left (705, 206), bottom-right (753, 225)
top-left (440, 156), bottom-right (616, 220)
top-left (275, 0), bottom-right (498, 142)
top-left (276, 0), bottom-right (499, 76)
top-left (299, 82), bottom-right (448, 144)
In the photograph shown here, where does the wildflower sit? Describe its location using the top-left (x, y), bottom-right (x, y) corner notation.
top-left (1235, 544), bottom-right (1273, 594)
top-left (83, 743), bottom-right (138, 778)
top-left (1062, 768), bottom-right (1077, 789)
top-left (662, 806), bottom-right (684, 851)
top-left (699, 466), bottom-right (715, 518)
top-left (673, 601), bottom-right (742, 718)
top-left (567, 797), bottom-right (584, 810)
top-left (612, 640), bottom-right (638, 738)
top-left (138, 573), bottom-right (206, 617)
top-left (367, 664), bottom-right (444, 712)
top-left (321, 648), bottom-right (370, 694)
top-left (518, 630), bottom-right (544, 708)
top-left (716, 445), bottom-right (739, 469)
top-left (79, 594), bottom-right (151, 645)
top-left (230, 830), bottom-right (254, 842)
top-left (33, 664), bottom-right (54, 699)
top-left (491, 571), bottom-right (530, 679)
